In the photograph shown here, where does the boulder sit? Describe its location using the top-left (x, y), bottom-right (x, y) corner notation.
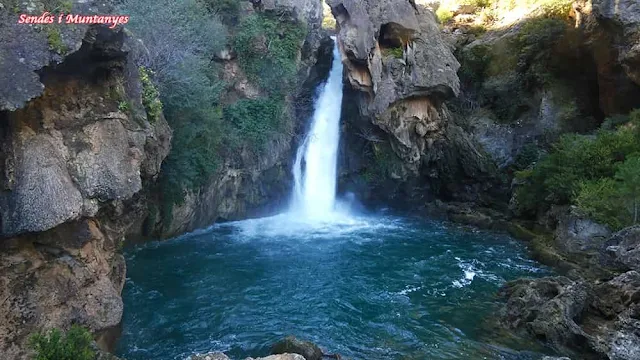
top-left (497, 270), bottom-right (640, 360)
top-left (190, 352), bottom-right (231, 360)
top-left (246, 355), bottom-right (306, 360)
top-left (497, 277), bottom-right (593, 357)
top-left (600, 226), bottom-right (640, 272)
top-left (554, 208), bottom-right (612, 254)
top-left (271, 336), bottom-right (323, 360)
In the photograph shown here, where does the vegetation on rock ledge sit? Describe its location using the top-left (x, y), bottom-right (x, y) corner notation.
top-left (29, 325), bottom-right (94, 360)
top-left (516, 110), bottom-right (640, 230)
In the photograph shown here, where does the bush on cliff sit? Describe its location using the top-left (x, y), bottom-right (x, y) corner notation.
top-left (121, 0), bottom-right (227, 205)
top-left (516, 110), bottom-right (640, 229)
top-left (233, 13), bottom-right (306, 96)
top-left (29, 325), bottom-right (94, 360)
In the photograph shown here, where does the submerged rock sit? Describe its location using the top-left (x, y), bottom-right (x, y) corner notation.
top-left (271, 336), bottom-right (323, 360)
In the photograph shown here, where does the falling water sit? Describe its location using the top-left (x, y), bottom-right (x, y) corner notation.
top-left (291, 39), bottom-right (344, 219)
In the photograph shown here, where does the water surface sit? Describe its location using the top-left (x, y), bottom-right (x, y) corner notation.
top-left (116, 213), bottom-right (549, 360)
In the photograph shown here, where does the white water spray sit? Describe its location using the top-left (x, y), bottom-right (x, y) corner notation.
top-left (291, 39), bottom-right (344, 219)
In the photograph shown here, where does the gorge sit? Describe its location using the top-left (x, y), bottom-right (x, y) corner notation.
top-left (1, 0), bottom-right (640, 359)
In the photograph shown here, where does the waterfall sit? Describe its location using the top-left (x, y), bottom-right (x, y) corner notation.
top-left (291, 39), bottom-right (344, 219)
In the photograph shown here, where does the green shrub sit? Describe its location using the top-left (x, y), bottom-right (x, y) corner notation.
top-left (233, 13), bottom-right (307, 96)
top-left (383, 47), bottom-right (404, 59)
top-left (139, 67), bottom-right (163, 123)
top-left (458, 44), bottom-right (492, 84)
top-left (29, 325), bottom-right (94, 360)
top-left (515, 110), bottom-right (640, 217)
top-left (436, 8), bottom-right (454, 24)
top-left (537, 0), bottom-right (573, 18)
top-left (118, 101), bottom-right (131, 112)
top-left (576, 155), bottom-right (640, 229)
top-left (203, 0), bottom-right (240, 19)
top-left (513, 143), bottom-right (540, 171)
top-left (362, 142), bottom-right (400, 184)
top-left (224, 98), bottom-right (284, 149)
top-left (516, 17), bottom-right (568, 84)
top-left (46, 26), bottom-right (67, 54)
top-left (601, 114), bottom-right (631, 130)
top-left (122, 0), bottom-right (227, 205)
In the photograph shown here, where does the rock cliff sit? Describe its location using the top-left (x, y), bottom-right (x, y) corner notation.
top-left (0, 2), bottom-right (171, 358)
top-left (329, 0), bottom-right (498, 207)
top-left (157, 0), bottom-right (326, 237)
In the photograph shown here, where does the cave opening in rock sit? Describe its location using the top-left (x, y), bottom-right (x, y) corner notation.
top-left (378, 22), bottom-right (414, 57)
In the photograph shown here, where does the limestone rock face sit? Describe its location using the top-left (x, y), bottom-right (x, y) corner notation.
top-left (554, 208), bottom-right (612, 254)
top-left (0, 26), bottom-right (171, 237)
top-left (330, 0), bottom-right (494, 205)
top-left (329, 0), bottom-right (460, 114)
top-left (0, 20), bottom-right (170, 360)
top-left (0, 220), bottom-right (126, 360)
top-left (601, 226), bottom-right (640, 272)
top-left (582, 0), bottom-right (640, 114)
top-left (0, 1), bottom-right (115, 111)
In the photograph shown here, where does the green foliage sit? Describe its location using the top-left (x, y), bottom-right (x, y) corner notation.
top-left (383, 46), bottom-right (404, 59)
top-left (233, 13), bottom-right (307, 96)
top-left (46, 26), bottom-right (67, 54)
top-left (516, 17), bottom-right (568, 84)
top-left (43, 0), bottom-right (73, 13)
top-left (203, 0), bottom-right (240, 19)
top-left (139, 67), bottom-right (163, 123)
top-left (536, 0), bottom-right (573, 18)
top-left (601, 114), bottom-right (631, 130)
top-left (436, 8), bottom-right (454, 24)
top-left (322, 2), bottom-right (337, 30)
top-left (29, 326), bottom-right (94, 360)
top-left (362, 142), bottom-right (400, 184)
top-left (122, 0), bottom-right (227, 205)
top-left (118, 101), bottom-right (131, 112)
top-left (468, 25), bottom-right (487, 36)
top-left (513, 143), bottom-right (540, 171)
top-left (224, 98), bottom-right (284, 149)
top-left (576, 155), bottom-right (640, 230)
top-left (458, 44), bottom-right (492, 84)
top-left (516, 110), bottom-right (640, 221)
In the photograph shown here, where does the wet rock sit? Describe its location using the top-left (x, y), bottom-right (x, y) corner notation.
top-left (190, 352), bottom-right (231, 360)
top-left (271, 336), bottom-right (323, 360)
top-left (497, 277), bottom-right (593, 357)
top-left (498, 269), bottom-right (640, 359)
top-left (246, 355), bottom-right (306, 360)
